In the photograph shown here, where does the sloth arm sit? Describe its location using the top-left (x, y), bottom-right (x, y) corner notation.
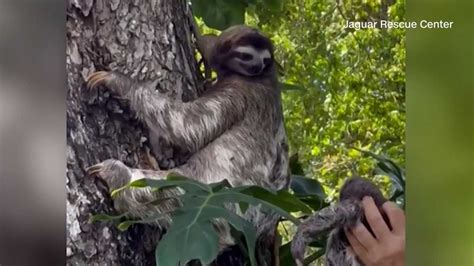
top-left (130, 86), bottom-right (247, 153)
top-left (88, 71), bottom-right (247, 152)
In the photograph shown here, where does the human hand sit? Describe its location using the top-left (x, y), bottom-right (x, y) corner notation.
top-left (345, 196), bottom-right (405, 266)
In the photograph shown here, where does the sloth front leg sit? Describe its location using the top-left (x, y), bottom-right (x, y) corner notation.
top-left (87, 71), bottom-right (184, 168)
top-left (86, 71), bottom-right (140, 99)
top-left (86, 70), bottom-right (246, 154)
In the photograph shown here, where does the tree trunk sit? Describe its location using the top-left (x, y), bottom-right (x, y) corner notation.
top-left (66, 0), bottom-right (200, 264)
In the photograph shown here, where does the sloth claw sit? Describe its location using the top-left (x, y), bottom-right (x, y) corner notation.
top-left (86, 71), bottom-right (110, 90)
top-left (86, 163), bottom-right (104, 177)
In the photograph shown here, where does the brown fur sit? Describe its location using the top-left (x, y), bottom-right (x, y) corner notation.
top-left (86, 25), bottom-right (289, 263)
top-left (291, 177), bottom-right (389, 266)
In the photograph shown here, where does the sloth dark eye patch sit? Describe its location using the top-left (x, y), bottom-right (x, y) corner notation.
top-left (237, 34), bottom-right (271, 50)
top-left (236, 52), bottom-right (253, 61)
top-left (263, 58), bottom-right (271, 66)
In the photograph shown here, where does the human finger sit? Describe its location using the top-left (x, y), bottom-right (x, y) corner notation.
top-left (362, 196), bottom-right (390, 240)
top-left (350, 221), bottom-right (378, 251)
top-left (345, 228), bottom-right (369, 263)
top-left (382, 201), bottom-right (406, 235)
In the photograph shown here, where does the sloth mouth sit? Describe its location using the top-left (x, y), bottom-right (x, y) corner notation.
top-left (248, 65), bottom-right (263, 75)
top-left (241, 63), bottom-right (264, 76)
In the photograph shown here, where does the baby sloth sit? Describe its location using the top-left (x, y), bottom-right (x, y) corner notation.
top-left (291, 177), bottom-right (390, 266)
top-left (86, 25), bottom-right (289, 259)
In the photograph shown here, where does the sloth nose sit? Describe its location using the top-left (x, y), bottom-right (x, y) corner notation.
top-left (249, 64), bottom-right (262, 74)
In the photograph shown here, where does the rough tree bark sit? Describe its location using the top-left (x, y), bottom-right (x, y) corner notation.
top-left (66, 0), bottom-right (273, 265)
top-left (66, 0), bottom-right (200, 264)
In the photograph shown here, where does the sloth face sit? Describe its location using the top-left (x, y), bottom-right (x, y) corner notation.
top-left (226, 45), bottom-right (272, 76)
top-left (210, 25), bottom-right (275, 77)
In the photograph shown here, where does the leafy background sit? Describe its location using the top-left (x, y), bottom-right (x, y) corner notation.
top-left (195, 0), bottom-right (405, 203)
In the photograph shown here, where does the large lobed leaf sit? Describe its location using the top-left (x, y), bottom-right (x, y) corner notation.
top-left (104, 174), bottom-right (313, 265)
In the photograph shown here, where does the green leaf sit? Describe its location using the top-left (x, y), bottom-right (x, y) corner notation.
top-left (290, 175), bottom-right (326, 199)
top-left (262, 0), bottom-right (283, 11)
top-left (209, 179), bottom-right (233, 192)
top-left (210, 189), bottom-right (301, 224)
top-left (353, 148), bottom-right (405, 191)
top-left (348, 148), bottom-right (361, 158)
top-left (235, 186), bottom-right (313, 214)
top-left (290, 175), bottom-right (327, 211)
top-left (130, 176), bottom-right (211, 194)
top-left (300, 198), bottom-right (328, 211)
top-left (239, 202), bottom-right (250, 213)
top-left (117, 221), bottom-right (135, 231)
top-left (110, 185), bottom-right (129, 198)
top-left (111, 176), bottom-right (208, 198)
top-left (156, 194), bottom-right (258, 265)
top-left (157, 209), bottom-right (220, 266)
top-left (303, 248), bottom-right (325, 265)
top-left (289, 153), bottom-right (305, 175)
top-left (201, 205), bottom-right (258, 266)
top-left (279, 242), bottom-right (293, 266)
top-left (122, 177), bottom-right (309, 264)
top-left (279, 240), bottom-right (325, 265)
top-left (89, 212), bottom-right (129, 223)
top-left (353, 148), bottom-right (406, 207)
top-left (128, 178), bottom-right (148, 187)
top-left (117, 212), bottom-right (171, 231)
top-left (281, 82), bottom-right (304, 91)
top-left (166, 173), bottom-right (214, 192)
top-left (192, 0), bottom-right (247, 30)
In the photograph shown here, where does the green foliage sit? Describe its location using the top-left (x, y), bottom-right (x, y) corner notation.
top-left (93, 174), bottom-right (313, 265)
top-left (290, 175), bottom-right (327, 210)
top-left (354, 148), bottom-right (406, 207)
top-left (281, 152), bottom-right (406, 265)
top-left (194, 0), bottom-right (405, 200)
top-left (191, 0), bottom-right (283, 30)
top-left (91, 154), bottom-right (405, 265)
top-left (248, 0), bottom-right (406, 199)
top-left (192, 0), bottom-right (246, 30)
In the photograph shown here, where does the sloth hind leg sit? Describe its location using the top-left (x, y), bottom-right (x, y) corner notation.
top-left (86, 159), bottom-right (235, 250)
top-left (86, 159), bottom-right (169, 184)
top-left (86, 159), bottom-right (174, 228)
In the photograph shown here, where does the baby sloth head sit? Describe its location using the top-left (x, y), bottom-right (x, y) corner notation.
top-left (210, 25), bottom-right (275, 77)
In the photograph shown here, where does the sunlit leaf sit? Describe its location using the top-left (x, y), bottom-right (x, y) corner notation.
top-left (281, 82), bottom-right (304, 91)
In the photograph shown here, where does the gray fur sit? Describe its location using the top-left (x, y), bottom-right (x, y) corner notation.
top-left (86, 159), bottom-right (235, 250)
top-left (291, 177), bottom-right (388, 266)
top-left (86, 25), bottom-right (289, 256)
